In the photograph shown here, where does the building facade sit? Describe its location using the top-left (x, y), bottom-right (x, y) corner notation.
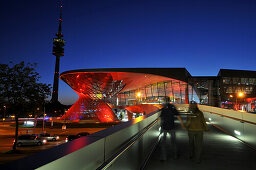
top-left (60, 68), bottom-right (256, 122)
top-left (217, 69), bottom-right (256, 111)
top-left (190, 69), bottom-right (256, 111)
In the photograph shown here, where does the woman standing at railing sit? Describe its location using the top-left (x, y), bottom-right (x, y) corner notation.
top-left (185, 102), bottom-right (209, 164)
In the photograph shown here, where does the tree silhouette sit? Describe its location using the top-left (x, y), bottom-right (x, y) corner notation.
top-left (0, 62), bottom-right (51, 151)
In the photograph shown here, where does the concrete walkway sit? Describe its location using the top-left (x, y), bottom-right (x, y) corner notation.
top-left (145, 122), bottom-right (256, 170)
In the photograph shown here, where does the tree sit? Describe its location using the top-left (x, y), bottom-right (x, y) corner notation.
top-left (0, 62), bottom-right (51, 151)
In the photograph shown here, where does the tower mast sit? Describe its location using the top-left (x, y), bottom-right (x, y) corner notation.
top-left (51, 5), bottom-right (65, 103)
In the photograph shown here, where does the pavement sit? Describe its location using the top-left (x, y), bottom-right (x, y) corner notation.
top-left (145, 122), bottom-right (256, 170)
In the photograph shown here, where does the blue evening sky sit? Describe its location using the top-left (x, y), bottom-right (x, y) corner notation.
top-left (1, 0), bottom-right (256, 104)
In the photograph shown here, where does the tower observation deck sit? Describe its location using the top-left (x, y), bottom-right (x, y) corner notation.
top-left (51, 5), bottom-right (65, 103)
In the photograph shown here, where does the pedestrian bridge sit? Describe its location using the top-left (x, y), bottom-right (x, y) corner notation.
top-left (2, 105), bottom-right (256, 170)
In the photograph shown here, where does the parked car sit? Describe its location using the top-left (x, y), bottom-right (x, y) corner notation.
top-left (65, 132), bottom-right (90, 142)
top-left (38, 133), bottom-right (59, 141)
top-left (14, 134), bottom-right (47, 147)
top-left (76, 132), bottom-right (90, 137)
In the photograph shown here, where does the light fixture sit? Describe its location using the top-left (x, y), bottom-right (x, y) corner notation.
top-left (234, 130), bottom-right (241, 136)
top-left (238, 92), bottom-right (244, 97)
top-left (136, 92), bottom-right (141, 97)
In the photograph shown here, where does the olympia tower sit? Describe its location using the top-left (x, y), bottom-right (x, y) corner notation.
top-left (51, 5), bottom-right (65, 103)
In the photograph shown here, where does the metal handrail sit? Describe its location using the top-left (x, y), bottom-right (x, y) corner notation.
top-left (201, 109), bottom-right (256, 125)
top-left (97, 118), bottom-right (160, 170)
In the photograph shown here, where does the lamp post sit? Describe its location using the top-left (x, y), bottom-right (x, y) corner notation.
top-left (236, 92), bottom-right (245, 110)
top-left (3, 105), bottom-right (6, 124)
top-left (135, 92), bottom-right (142, 117)
top-left (229, 95), bottom-right (234, 109)
top-left (62, 110), bottom-right (67, 130)
top-left (42, 104), bottom-right (45, 132)
top-left (136, 91), bottom-right (142, 104)
top-left (34, 107), bottom-right (40, 133)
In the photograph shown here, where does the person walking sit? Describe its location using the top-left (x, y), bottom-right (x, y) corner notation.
top-left (160, 102), bottom-right (185, 161)
top-left (185, 102), bottom-right (209, 163)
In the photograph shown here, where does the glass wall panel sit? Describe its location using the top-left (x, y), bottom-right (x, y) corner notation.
top-left (241, 78), bottom-right (247, 85)
top-left (117, 80), bottom-right (199, 105)
top-left (233, 77), bottom-right (239, 84)
top-left (223, 77), bottom-right (231, 84)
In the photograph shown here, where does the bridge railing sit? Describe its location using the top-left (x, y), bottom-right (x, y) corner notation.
top-left (175, 104), bottom-right (256, 149)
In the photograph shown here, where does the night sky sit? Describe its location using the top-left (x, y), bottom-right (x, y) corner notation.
top-left (1, 0), bottom-right (256, 105)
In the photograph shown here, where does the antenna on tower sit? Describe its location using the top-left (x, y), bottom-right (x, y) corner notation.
top-left (57, 4), bottom-right (63, 38)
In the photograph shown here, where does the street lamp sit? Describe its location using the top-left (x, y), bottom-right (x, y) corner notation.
top-left (236, 92), bottom-right (245, 110)
top-left (136, 92), bottom-right (142, 104)
top-left (42, 104), bottom-right (46, 132)
top-left (136, 92), bottom-right (141, 98)
top-left (62, 110), bottom-right (67, 130)
top-left (238, 92), bottom-right (244, 97)
top-left (3, 105), bottom-right (6, 123)
top-left (229, 95), bottom-right (234, 109)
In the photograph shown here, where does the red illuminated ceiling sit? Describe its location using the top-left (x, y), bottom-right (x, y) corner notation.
top-left (61, 72), bottom-right (185, 94)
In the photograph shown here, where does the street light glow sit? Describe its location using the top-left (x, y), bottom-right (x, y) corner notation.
top-left (238, 92), bottom-right (244, 97)
top-left (136, 92), bottom-right (141, 97)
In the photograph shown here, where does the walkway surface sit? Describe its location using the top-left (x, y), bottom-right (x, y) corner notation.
top-left (145, 122), bottom-right (256, 170)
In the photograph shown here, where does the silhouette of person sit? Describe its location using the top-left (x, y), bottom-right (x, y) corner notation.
top-left (185, 102), bottom-right (209, 163)
top-left (160, 101), bottom-right (185, 161)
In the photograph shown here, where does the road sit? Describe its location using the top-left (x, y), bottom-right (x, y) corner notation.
top-left (0, 122), bottom-right (106, 165)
